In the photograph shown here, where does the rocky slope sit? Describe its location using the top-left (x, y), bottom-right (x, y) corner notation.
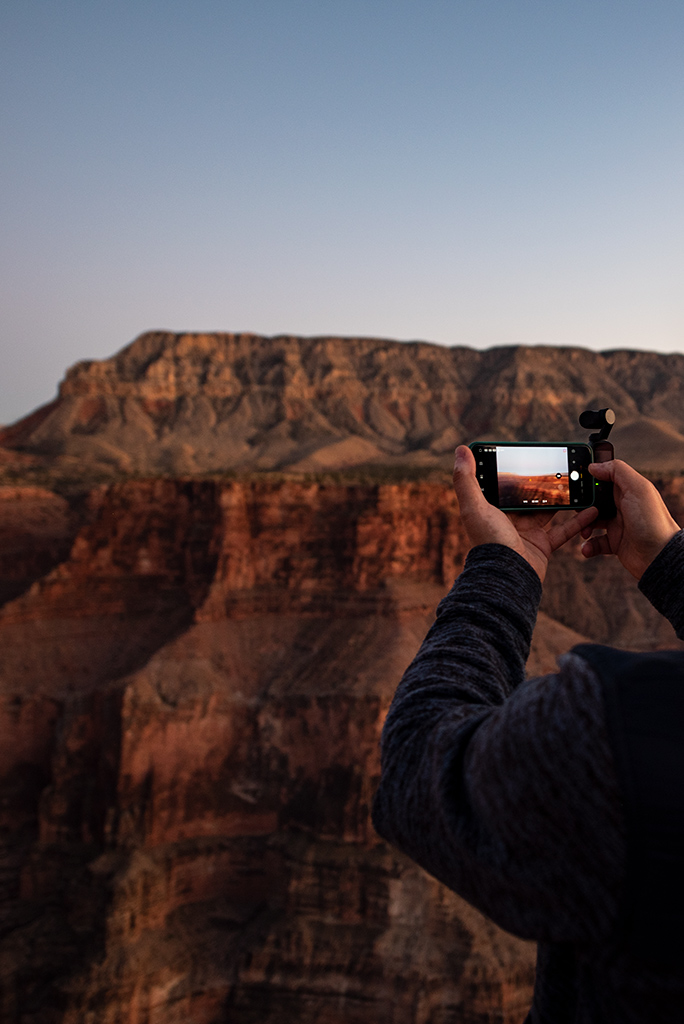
top-left (3, 331), bottom-right (684, 477)
top-left (1, 475), bottom-right (682, 1023)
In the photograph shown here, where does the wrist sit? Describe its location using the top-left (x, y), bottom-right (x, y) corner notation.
top-left (638, 529), bottom-right (684, 630)
top-left (465, 542), bottom-right (543, 591)
top-left (638, 526), bottom-right (682, 580)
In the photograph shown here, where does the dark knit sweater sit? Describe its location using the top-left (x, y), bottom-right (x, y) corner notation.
top-left (372, 531), bottom-right (684, 1023)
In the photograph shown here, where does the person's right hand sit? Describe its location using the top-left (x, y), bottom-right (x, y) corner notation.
top-left (582, 460), bottom-right (681, 579)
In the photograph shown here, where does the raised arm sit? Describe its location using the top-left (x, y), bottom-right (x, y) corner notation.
top-left (372, 448), bottom-right (622, 942)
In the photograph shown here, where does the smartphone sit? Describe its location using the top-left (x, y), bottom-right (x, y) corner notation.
top-left (469, 442), bottom-right (595, 511)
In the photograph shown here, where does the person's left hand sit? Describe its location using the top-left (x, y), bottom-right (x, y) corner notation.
top-left (453, 445), bottom-right (599, 582)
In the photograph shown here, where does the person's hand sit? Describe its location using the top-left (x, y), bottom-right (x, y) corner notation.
top-left (452, 445), bottom-right (599, 583)
top-left (582, 459), bottom-right (681, 579)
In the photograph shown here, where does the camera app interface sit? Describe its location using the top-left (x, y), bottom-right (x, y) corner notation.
top-left (496, 446), bottom-right (570, 507)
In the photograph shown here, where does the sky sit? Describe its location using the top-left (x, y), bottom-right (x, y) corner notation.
top-left (2, 1), bottom-right (684, 424)
top-left (496, 445), bottom-right (567, 478)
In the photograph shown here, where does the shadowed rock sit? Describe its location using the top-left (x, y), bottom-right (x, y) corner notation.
top-left (1, 474), bottom-right (681, 1022)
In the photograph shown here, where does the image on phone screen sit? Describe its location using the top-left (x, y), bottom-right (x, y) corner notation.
top-left (470, 443), bottom-right (594, 509)
top-left (497, 446), bottom-right (569, 506)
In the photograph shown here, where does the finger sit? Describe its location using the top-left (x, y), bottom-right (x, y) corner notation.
top-left (581, 533), bottom-right (613, 559)
top-left (588, 460), bottom-right (614, 480)
top-left (581, 514), bottom-right (608, 539)
top-left (588, 458), bottom-right (638, 487)
top-left (548, 510), bottom-right (574, 528)
top-left (512, 510), bottom-right (555, 530)
top-left (452, 446), bottom-right (489, 515)
top-left (534, 511), bottom-right (556, 528)
top-left (546, 505), bottom-right (599, 551)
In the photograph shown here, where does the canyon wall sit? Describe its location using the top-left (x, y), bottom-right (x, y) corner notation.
top-left (2, 332), bottom-right (684, 1021)
top-left (1, 476), bottom-right (682, 1023)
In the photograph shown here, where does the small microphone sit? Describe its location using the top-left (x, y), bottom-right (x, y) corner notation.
top-left (579, 408), bottom-right (616, 431)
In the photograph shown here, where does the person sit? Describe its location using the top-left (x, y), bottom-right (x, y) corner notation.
top-left (372, 446), bottom-right (684, 1023)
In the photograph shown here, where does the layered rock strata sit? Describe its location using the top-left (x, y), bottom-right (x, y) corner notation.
top-left (1, 477), bottom-right (681, 1023)
top-left (3, 332), bottom-right (684, 477)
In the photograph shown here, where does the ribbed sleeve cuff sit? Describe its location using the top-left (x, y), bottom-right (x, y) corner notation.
top-left (638, 529), bottom-right (684, 638)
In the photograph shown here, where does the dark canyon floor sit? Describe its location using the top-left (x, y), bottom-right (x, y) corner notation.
top-left (1, 332), bottom-right (683, 1023)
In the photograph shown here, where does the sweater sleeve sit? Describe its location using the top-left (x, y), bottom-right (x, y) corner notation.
top-left (372, 543), bottom-right (626, 943)
top-left (638, 529), bottom-right (684, 639)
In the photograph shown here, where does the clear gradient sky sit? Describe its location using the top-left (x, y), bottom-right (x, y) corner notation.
top-left (2, 1), bottom-right (684, 424)
top-left (497, 446), bottom-right (567, 478)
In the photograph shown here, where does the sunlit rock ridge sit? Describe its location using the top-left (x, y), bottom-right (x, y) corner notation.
top-left (3, 330), bottom-right (684, 475)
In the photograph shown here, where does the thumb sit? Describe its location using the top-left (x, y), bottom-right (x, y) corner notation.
top-left (589, 460), bottom-right (614, 480)
top-left (453, 445), bottom-right (488, 514)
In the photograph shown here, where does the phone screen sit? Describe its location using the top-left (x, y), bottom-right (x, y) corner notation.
top-left (469, 443), bottom-right (594, 510)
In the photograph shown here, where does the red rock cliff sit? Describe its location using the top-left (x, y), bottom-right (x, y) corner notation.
top-left (0, 477), bottom-right (681, 1023)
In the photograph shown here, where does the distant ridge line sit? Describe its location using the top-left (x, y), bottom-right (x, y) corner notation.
top-left (2, 330), bottom-right (684, 478)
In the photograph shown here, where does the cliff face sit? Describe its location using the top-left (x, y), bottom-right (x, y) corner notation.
top-left (0, 480), bottom-right (520, 1024)
top-left (2, 331), bottom-right (684, 1022)
top-left (1, 476), bottom-right (681, 1023)
top-left (3, 331), bottom-right (684, 476)
top-left (0, 486), bottom-right (81, 607)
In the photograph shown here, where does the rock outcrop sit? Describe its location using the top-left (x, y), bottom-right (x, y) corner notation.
top-left (1, 475), bottom-right (681, 1023)
top-left (3, 331), bottom-right (684, 477)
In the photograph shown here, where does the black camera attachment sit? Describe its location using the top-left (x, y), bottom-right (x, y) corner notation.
top-left (580, 408), bottom-right (616, 518)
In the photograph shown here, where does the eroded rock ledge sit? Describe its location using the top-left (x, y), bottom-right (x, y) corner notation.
top-left (1, 477), bottom-right (681, 1022)
top-left (3, 331), bottom-right (684, 478)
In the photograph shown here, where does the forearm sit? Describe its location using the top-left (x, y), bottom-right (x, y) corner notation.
top-left (372, 544), bottom-right (541, 878)
top-left (638, 529), bottom-right (684, 639)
